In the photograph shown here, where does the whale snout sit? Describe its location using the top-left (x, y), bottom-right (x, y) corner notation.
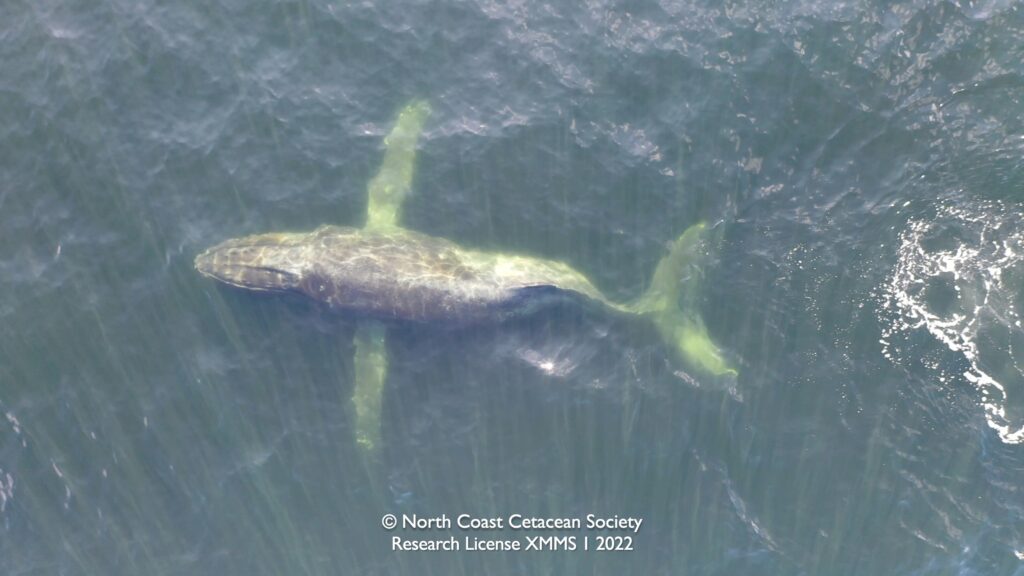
top-left (195, 233), bottom-right (310, 293)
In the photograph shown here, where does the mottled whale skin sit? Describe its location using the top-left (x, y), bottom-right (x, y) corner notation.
top-left (195, 224), bottom-right (615, 325)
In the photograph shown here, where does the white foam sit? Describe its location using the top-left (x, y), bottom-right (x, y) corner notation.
top-left (880, 201), bottom-right (1024, 444)
top-left (517, 347), bottom-right (577, 378)
top-left (0, 469), bottom-right (12, 512)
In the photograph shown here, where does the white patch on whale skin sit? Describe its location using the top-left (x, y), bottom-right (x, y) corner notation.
top-left (881, 200), bottom-right (1024, 444)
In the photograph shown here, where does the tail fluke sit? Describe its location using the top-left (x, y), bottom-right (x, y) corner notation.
top-left (633, 222), bottom-right (738, 377)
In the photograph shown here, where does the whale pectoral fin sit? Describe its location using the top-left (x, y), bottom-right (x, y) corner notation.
top-left (353, 322), bottom-right (387, 452)
top-left (366, 101), bottom-right (432, 230)
top-left (353, 101), bottom-right (429, 451)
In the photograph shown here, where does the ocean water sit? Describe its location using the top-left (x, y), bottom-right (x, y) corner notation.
top-left (2, 0), bottom-right (1023, 574)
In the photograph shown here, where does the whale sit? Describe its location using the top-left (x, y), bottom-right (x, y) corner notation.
top-left (196, 102), bottom-right (737, 450)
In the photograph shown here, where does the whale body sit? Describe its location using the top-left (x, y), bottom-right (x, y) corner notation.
top-left (196, 225), bottom-right (623, 324)
top-left (195, 221), bottom-right (737, 378)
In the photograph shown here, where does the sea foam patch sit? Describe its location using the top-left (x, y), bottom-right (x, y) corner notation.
top-left (881, 200), bottom-right (1024, 444)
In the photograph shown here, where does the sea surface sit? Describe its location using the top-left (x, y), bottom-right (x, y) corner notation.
top-left (2, 1), bottom-right (1023, 574)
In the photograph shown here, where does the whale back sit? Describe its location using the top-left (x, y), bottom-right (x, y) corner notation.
top-left (295, 226), bottom-right (608, 323)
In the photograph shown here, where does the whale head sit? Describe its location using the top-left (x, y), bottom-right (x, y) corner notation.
top-left (194, 231), bottom-right (314, 293)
